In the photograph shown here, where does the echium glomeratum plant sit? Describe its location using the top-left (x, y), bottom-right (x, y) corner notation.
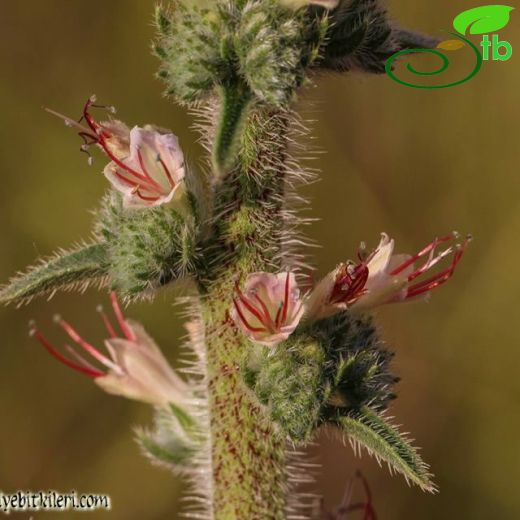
top-left (2, 1), bottom-right (470, 518)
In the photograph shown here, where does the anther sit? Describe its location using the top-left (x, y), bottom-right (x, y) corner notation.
top-left (28, 320), bottom-right (37, 336)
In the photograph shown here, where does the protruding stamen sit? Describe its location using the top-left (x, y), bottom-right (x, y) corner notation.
top-left (30, 326), bottom-right (104, 379)
top-left (55, 317), bottom-right (120, 372)
top-left (390, 233), bottom-right (456, 276)
top-left (110, 292), bottom-right (136, 342)
top-left (97, 305), bottom-right (118, 339)
top-left (407, 245), bottom-right (454, 282)
top-left (44, 107), bottom-right (93, 135)
top-left (405, 238), bottom-right (469, 299)
top-left (64, 344), bottom-right (103, 373)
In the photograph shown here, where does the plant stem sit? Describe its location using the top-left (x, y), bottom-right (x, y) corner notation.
top-left (201, 90), bottom-right (291, 519)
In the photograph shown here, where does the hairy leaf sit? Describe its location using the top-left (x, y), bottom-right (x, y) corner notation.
top-left (136, 405), bottom-right (200, 471)
top-left (338, 407), bottom-right (436, 492)
top-left (137, 429), bottom-right (197, 469)
top-left (0, 243), bottom-right (109, 306)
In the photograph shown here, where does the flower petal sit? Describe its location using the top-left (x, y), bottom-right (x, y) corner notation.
top-left (101, 337), bottom-right (189, 407)
top-left (366, 233), bottom-right (395, 276)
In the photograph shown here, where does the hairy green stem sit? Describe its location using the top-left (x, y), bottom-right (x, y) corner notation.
top-left (201, 95), bottom-right (290, 519)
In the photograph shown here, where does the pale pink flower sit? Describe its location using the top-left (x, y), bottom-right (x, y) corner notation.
top-left (30, 293), bottom-right (190, 407)
top-left (230, 272), bottom-right (305, 347)
top-left (46, 96), bottom-right (185, 208)
top-left (306, 232), bottom-right (471, 318)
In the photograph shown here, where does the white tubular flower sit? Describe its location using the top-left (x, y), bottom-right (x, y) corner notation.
top-left (230, 272), bottom-right (305, 347)
top-left (306, 232), bottom-right (471, 318)
top-left (31, 293), bottom-right (190, 408)
top-left (47, 96), bottom-right (185, 208)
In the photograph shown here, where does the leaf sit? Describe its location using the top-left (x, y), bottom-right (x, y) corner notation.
top-left (0, 243), bottom-right (109, 306)
top-left (169, 402), bottom-right (197, 434)
top-left (453, 5), bottom-right (514, 35)
top-left (137, 429), bottom-right (196, 468)
top-left (136, 405), bottom-right (200, 471)
top-left (437, 39), bottom-right (466, 51)
top-left (337, 407), bottom-right (436, 492)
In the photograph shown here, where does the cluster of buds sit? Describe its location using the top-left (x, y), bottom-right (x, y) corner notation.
top-left (30, 293), bottom-right (190, 407)
top-left (47, 96), bottom-right (185, 208)
top-left (231, 232), bottom-right (471, 347)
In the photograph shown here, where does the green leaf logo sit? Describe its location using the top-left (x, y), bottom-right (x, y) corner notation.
top-left (453, 5), bottom-right (514, 35)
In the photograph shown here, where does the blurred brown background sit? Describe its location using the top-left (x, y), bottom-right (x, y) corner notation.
top-left (0, 1), bottom-right (518, 518)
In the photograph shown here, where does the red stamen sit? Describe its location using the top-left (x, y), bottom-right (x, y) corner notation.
top-left (137, 149), bottom-right (168, 194)
top-left (280, 272), bottom-right (291, 325)
top-left (253, 293), bottom-right (276, 332)
top-left (356, 471), bottom-right (376, 520)
top-left (405, 263), bottom-right (457, 298)
top-left (331, 264), bottom-right (369, 304)
top-left (405, 245), bottom-right (466, 299)
top-left (235, 284), bottom-right (268, 327)
top-left (81, 98), bottom-right (164, 192)
top-left (82, 97), bottom-right (110, 138)
top-left (407, 245), bottom-right (453, 283)
top-left (158, 156), bottom-right (175, 188)
top-left (102, 145), bottom-right (162, 191)
top-left (32, 328), bottom-right (104, 378)
top-left (78, 131), bottom-right (100, 147)
top-left (112, 168), bottom-right (141, 188)
top-left (56, 318), bottom-right (113, 367)
top-left (136, 190), bottom-right (161, 202)
top-left (389, 234), bottom-right (456, 276)
top-left (233, 299), bottom-right (267, 333)
top-left (65, 344), bottom-right (103, 373)
top-left (347, 265), bottom-right (369, 300)
top-left (98, 307), bottom-right (118, 339)
top-left (274, 304), bottom-right (283, 328)
top-left (110, 292), bottom-right (136, 341)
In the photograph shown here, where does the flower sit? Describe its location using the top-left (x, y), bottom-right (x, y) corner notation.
top-left (230, 272), bottom-right (305, 347)
top-left (307, 232), bottom-right (471, 318)
top-left (30, 293), bottom-right (190, 407)
top-left (46, 96), bottom-right (185, 208)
